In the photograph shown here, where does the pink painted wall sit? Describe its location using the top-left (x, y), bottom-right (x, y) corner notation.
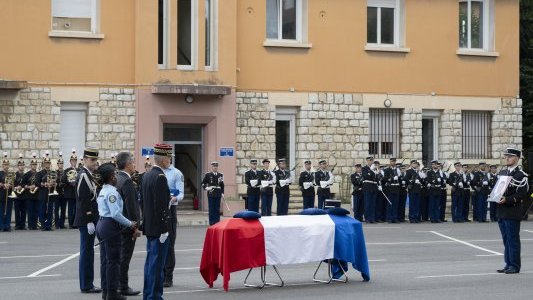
top-left (135, 88), bottom-right (237, 209)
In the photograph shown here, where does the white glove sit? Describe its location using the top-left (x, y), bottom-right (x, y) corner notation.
top-left (378, 186), bottom-right (383, 191)
top-left (205, 186), bottom-right (214, 191)
top-left (402, 181), bottom-right (406, 185)
top-left (437, 178), bottom-right (441, 182)
top-left (482, 181), bottom-right (488, 186)
top-left (370, 165), bottom-right (376, 171)
top-left (87, 222), bottom-right (95, 235)
top-left (159, 232), bottom-right (169, 244)
top-left (250, 179), bottom-right (258, 187)
top-left (427, 184), bottom-right (431, 188)
top-left (393, 176), bottom-right (398, 181)
top-left (458, 182), bottom-right (464, 188)
top-left (415, 179), bottom-right (420, 184)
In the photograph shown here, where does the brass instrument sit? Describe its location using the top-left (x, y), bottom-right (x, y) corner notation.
top-left (14, 173), bottom-right (24, 196)
top-left (29, 172), bottom-right (38, 194)
top-left (67, 169), bottom-right (78, 183)
top-left (48, 171), bottom-right (59, 196)
top-left (4, 172), bottom-right (16, 214)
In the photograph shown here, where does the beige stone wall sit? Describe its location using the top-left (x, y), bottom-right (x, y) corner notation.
top-left (0, 86), bottom-right (135, 165)
top-left (439, 109), bottom-right (463, 160)
top-left (400, 108), bottom-right (422, 159)
top-left (491, 98), bottom-right (523, 158)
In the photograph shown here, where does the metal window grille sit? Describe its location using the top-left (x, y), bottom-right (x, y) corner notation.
top-left (369, 108), bottom-right (401, 158)
top-left (462, 110), bottom-right (492, 159)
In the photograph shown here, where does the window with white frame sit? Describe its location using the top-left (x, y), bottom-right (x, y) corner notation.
top-left (205, 0), bottom-right (217, 69)
top-left (369, 109), bottom-right (401, 158)
top-left (51, 0), bottom-right (98, 33)
top-left (266, 0), bottom-right (304, 42)
top-left (178, 0), bottom-right (198, 69)
top-left (158, 0), bottom-right (169, 67)
top-left (459, 0), bottom-right (493, 50)
top-left (367, 0), bottom-right (403, 46)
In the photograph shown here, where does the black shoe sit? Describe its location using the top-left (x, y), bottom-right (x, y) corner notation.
top-left (102, 290), bottom-right (107, 300)
top-left (505, 269), bottom-right (519, 274)
top-left (106, 290), bottom-right (126, 300)
top-left (497, 268), bottom-right (508, 273)
top-left (120, 287), bottom-right (140, 296)
top-left (81, 287), bottom-right (102, 294)
top-left (163, 280), bottom-right (173, 288)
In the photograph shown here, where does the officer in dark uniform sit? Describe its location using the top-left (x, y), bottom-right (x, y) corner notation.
top-left (350, 163), bottom-right (364, 221)
top-left (376, 163), bottom-right (386, 222)
top-left (22, 154), bottom-right (39, 230)
top-left (74, 148), bottom-right (101, 294)
top-left (274, 159), bottom-right (291, 215)
top-left (299, 160), bottom-right (316, 209)
top-left (398, 164), bottom-right (408, 222)
top-left (383, 158), bottom-right (400, 223)
top-left (472, 162), bottom-right (491, 222)
top-left (54, 153), bottom-right (67, 229)
top-left (448, 162), bottom-right (465, 222)
top-left (96, 163), bottom-right (138, 300)
top-left (115, 152), bottom-right (141, 296)
top-left (259, 159), bottom-right (275, 216)
top-left (426, 160), bottom-right (443, 223)
top-left (13, 154), bottom-right (27, 230)
top-left (362, 157), bottom-right (378, 223)
top-left (462, 164), bottom-right (473, 222)
top-left (437, 162), bottom-right (448, 222)
top-left (202, 161), bottom-right (224, 225)
top-left (489, 164), bottom-right (499, 221)
top-left (405, 160), bottom-right (422, 223)
top-left (315, 160), bottom-right (333, 210)
top-left (35, 152), bottom-right (55, 231)
top-left (496, 148), bottom-right (529, 274)
top-left (141, 143), bottom-right (171, 300)
top-left (245, 159), bottom-right (261, 212)
top-left (62, 149), bottom-right (78, 229)
top-left (0, 153), bottom-right (14, 231)
top-left (420, 167), bottom-right (430, 222)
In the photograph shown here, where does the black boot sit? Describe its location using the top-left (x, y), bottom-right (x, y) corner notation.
top-left (102, 290), bottom-right (107, 300)
top-left (106, 290), bottom-right (127, 300)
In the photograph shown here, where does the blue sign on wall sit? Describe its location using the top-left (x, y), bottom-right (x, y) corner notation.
top-left (219, 147), bottom-right (234, 157)
top-left (141, 147), bottom-right (154, 156)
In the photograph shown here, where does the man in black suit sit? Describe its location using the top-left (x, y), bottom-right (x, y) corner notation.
top-left (74, 148), bottom-right (101, 294)
top-left (115, 152), bottom-right (141, 296)
top-left (141, 144), bottom-right (171, 300)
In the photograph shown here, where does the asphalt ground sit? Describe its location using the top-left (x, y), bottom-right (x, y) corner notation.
top-left (1, 220), bottom-right (533, 300)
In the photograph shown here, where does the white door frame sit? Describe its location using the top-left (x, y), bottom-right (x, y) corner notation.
top-left (276, 107), bottom-right (297, 177)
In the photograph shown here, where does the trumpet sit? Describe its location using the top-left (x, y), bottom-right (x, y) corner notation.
top-left (67, 169), bottom-right (78, 183)
top-left (29, 172), bottom-right (38, 194)
top-left (4, 172), bottom-right (16, 213)
top-left (48, 171), bottom-right (59, 196)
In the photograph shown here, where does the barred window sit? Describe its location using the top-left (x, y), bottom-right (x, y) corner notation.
top-left (369, 108), bottom-right (401, 158)
top-left (462, 111), bottom-right (491, 159)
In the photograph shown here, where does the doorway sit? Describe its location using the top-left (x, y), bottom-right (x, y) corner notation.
top-left (275, 107), bottom-right (296, 174)
top-left (422, 111), bottom-right (440, 166)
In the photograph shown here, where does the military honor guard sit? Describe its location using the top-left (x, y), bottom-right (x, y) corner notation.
top-left (299, 160), bottom-right (316, 209)
top-left (437, 163), bottom-right (448, 222)
top-left (0, 153), bottom-right (14, 231)
top-left (95, 163), bottom-right (138, 300)
top-left (74, 148), bottom-right (101, 294)
top-left (472, 162), bottom-right (491, 222)
top-left (202, 161), bottom-right (224, 225)
top-left (13, 154), bottom-right (26, 230)
top-left (375, 162), bottom-right (387, 222)
top-left (362, 157), bottom-right (378, 223)
top-left (22, 154), bottom-right (39, 230)
top-left (244, 159), bottom-right (261, 212)
top-left (141, 144), bottom-right (171, 300)
top-left (163, 155), bottom-right (185, 288)
top-left (425, 161), bottom-right (443, 223)
top-left (54, 153), bottom-right (67, 229)
top-left (63, 149), bottom-right (79, 229)
top-left (274, 159), bottom-right (291, 216)
top-left (405, 160), bottom-right (422, 223)
top-left (350, 163), bottom-right (364, 221)
top-left (259, 159), bottom-right (275, 216)
top-left (448, 162), bottom-right (465, 222)
top-left (496, 148), bottom-right (530, 274)
top-left (115, 152), bottom-right (142, 296)
top-left (35, 152), bottom-right (55, 231)
top-left (315, 160), bottom-right (334, 210)
top-left (383, 158), bottom-right (401, 223)
top-left (489, 164), bottom-right (499, 221)
top-left (398, 164), bottom-right (408, 222)
top-left (461, 164), bottom-right (473, 222)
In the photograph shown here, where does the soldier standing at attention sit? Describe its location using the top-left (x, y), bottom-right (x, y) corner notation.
top-left (259, 159), bottom-right (275, 216)
top-left (496, 148), bottom-right (529, 274)
top-left (274, 159), bottom-right (291, 216)
top-left (383, 158), bottom-right (400, 223)
top-left (299, 160), bottom-right (315, 209)
top-left (202, 162), bottom-right (224, 225)
top-left (315, 160), bottom-right (333, 210)
top-left (350, 163), bottom-right (364, 221)
top-left (245, 159), bottom-right (261, 212)
top-left (362, 157), bottom-right (378, 223)
top-left (405, 160), bottom-right (422, 223)
top-left (13, 154), bottom-right (26, 230)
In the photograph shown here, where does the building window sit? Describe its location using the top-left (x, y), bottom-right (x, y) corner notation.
top-left (205, 0), bottom-right (217, 69)
top-left (178, 0), bottom-right (198, 69)
top-left (367, 0), bottom-right (403, 46)
top-left (459, 0), bottom-right (493, 51)
top-left (266, 0), bottom-right (304, 42)
top-left (158, 0), bottom-right (169, 67)
top-left (462, 111), bottom-right (491, 159)
top-left (369, 109), bottom-right (401, 158)
top-left (60, 103), bottom-right (87, 159)
top-left (51, 0), bottom-right (98, 33)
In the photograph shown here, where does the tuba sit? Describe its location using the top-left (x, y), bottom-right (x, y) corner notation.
top-left (67, 169), bottom-right (78, 183)
top-left (47, 171), bottom-right (59, 196)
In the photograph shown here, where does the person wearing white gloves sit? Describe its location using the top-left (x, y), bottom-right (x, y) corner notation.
top-left (244, 159), bottom-right (261, 213)
top-left (299, 160), bottom-right (316, 209)
top-left (259, 159), bottom-right (276, 216)
top-left (274, 159), bottom-right (291, 216)
top-left (202, 161), bottom-right (225, 225)
top-left (447, 162), bottom-right (466, 223)
top-left (315, 160), bottom-right (333, 209)
top-left (74, 148), bottom-right (101, 294)
top-left (141, 144), bottom-right (172, 300)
